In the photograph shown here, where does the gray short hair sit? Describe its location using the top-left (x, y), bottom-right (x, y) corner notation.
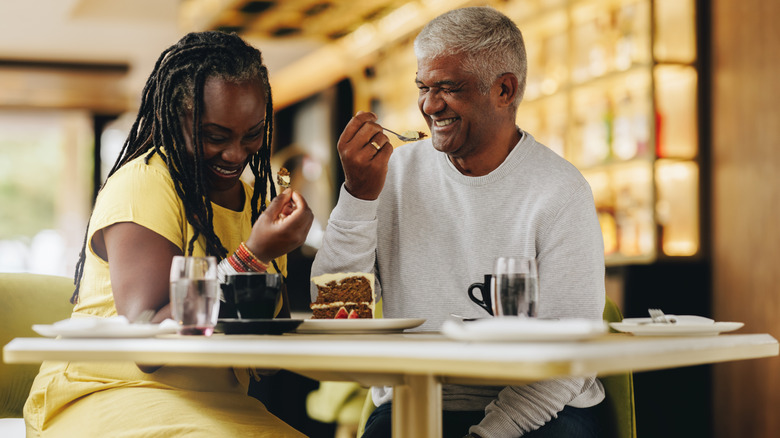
top-left (414, 6), bottom-right (527, 107)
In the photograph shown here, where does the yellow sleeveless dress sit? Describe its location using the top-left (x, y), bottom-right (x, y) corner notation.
top-left (24, 152), bottom-right (304, 437)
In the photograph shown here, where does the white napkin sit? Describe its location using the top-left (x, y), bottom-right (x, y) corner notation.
top-left (51, 315), bottom-right (130, 330)
top-left (442, 317), bottom-right (607, 342)
top-left (34, 316), bottom-right (179, 338)
top-left (51, 316), bottom-right (178, 330)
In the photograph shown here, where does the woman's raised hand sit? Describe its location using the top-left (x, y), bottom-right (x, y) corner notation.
top-left (245, 189), bottom-right (314, 263)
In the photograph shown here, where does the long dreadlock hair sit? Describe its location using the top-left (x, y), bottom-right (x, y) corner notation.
top-left (71, 31), bottom-right (276, 304)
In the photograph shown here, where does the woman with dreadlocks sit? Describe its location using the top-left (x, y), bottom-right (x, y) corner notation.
top-left (24, 32), bottom-right (312, 437)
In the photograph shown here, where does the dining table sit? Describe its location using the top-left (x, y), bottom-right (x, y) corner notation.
top-left (3, 325), bottom-right (778, 437)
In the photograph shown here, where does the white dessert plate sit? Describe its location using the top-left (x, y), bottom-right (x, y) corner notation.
top-left (609, 321), bottom-right (744, 336)
top-left (296, 318), bottom-right (425, 334)
top-left (33, 317), bottom-right (179, 338)
top-left (442, 318), bottom-right (608, 342)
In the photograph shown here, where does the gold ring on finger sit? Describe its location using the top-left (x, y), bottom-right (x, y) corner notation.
top-left (370, 141), bottom-right (381, 150)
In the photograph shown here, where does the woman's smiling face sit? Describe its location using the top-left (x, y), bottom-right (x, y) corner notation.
top-left (182, 77), bottom-right (267, 208)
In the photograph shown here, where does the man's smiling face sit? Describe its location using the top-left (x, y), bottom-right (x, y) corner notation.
top-left (416, 54), bottom-right (500, 161)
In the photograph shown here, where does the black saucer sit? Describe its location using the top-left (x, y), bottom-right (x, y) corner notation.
top-left (216, 319), bottom-right (303, 335)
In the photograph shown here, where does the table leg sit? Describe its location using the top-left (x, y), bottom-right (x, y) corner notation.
top-left (392, 374), bottom-right (442, 438)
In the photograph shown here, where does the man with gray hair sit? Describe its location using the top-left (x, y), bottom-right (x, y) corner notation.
top-left (311, 6), bottom-right (605, 437)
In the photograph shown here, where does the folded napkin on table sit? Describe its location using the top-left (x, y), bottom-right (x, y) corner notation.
top-left (46, 316), bottom-right (178, 331)
top-left (442, 317), bottom-right (608, 342)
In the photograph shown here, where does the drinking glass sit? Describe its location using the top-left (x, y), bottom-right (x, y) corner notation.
top-left (169, 256), bottom-right (220, 335)
top-left (493, 257), bottom-right (539, 317)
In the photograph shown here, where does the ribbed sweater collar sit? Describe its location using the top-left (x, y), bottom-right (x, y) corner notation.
top-left (437, 128), bottom-right (533, 187)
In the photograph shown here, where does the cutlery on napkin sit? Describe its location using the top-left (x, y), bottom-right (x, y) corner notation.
top-left (622, 315), bottom-right (715, 325)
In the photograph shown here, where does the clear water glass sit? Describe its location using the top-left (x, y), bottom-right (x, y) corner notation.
top-left (169, 256), bottom-right (220, 335)
top-left (493, 257), bottom-right (539, 317)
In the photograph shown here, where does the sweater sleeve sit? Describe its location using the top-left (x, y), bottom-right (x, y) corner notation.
top-left (471, 377), bottom-right (602, 437)
top-left (310, 185), bottom-right (382, 301)
top-left (535, 181), bottom-right (605, 320)
top-left (472, 182), bottom-right (606, 437)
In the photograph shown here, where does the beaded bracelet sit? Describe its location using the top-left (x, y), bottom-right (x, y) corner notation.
top-left (236, 242), bottom-right (269, 272)
top-left (217, 242), bottom-right (269, 283)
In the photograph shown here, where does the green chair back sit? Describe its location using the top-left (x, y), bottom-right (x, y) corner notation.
top-left (0, 273), bottom-right (74, 418)
top-left (598, 296), bottom-right (637, 438)
top-left (356, 389), bottom-right (375, 437)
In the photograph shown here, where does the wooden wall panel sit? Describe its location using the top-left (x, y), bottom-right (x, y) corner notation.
top-left (711, 0), bottom-right (780, 437)
top-left (0, 62), bottom-right (129, 113)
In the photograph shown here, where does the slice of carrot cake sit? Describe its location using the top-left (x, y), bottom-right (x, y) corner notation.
top-left (310, 273), bottom-right (375, 319)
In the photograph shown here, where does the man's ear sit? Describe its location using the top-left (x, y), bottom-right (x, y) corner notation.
top-left (495, 73), bottom-right (519, 107)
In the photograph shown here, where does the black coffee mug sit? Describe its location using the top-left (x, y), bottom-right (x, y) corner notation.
top-left (468, 274), bottom-right (495, 316)
top-left (220, 273), bottom-right (281, 320)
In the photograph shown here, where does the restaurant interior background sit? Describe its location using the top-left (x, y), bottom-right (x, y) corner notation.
top-left (0, 0), bottom-right (776, 437)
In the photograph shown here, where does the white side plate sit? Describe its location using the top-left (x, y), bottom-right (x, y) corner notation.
top-left (296, 318), bottom-right (425, 334)
top-left (609, 321), bottom-right (744, 336)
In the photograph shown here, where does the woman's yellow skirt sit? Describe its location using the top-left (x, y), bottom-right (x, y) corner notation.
top-left (25, 361), bottom-right (305, 437)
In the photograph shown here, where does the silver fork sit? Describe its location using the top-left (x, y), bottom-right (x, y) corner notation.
top-left (648, 308), bottom-right (676, 324)
top-left (133, 309), bottom-right (156, 324)
top-left (383, 127), bottom-right (427, 142)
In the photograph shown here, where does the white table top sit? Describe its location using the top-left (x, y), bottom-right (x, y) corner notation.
top-left (6, 331), bottom-right (777, 438)
top-left (4, 332), bottom-right (778, 386)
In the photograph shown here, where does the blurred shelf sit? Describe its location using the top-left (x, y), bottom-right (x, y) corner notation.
top-left (512, 0), bottom-right (701, 264)
top-left (323, 0), bottom-right (702, 265)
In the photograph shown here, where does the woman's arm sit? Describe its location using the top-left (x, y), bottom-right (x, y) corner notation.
top-left (96, 222), bottom-right (181, 373)
top-left (99, 222), bottom-right (182, 323)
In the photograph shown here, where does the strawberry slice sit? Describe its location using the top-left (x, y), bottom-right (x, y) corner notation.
top-left (347, 309), bottom-right (359, 319)
top-left (334, 307), bottom-right (349, 319)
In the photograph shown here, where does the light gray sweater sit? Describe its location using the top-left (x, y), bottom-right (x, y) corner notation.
top-left (311, 131), bottom-right (606, 437)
